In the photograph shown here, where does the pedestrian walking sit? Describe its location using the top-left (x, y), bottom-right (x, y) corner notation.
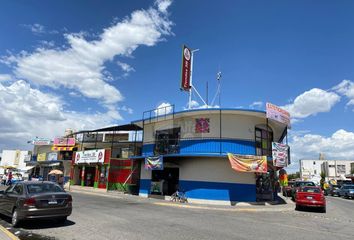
top-left (2, 174), bottom-right (7, 185)
top-left (6, 171), bottom-right (12, 186)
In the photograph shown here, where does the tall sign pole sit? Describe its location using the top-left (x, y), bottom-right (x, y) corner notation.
top-left (180, 45), bottom-right (203, 109)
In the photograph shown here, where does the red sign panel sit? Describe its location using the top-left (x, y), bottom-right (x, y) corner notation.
top-left (180, 45), bottom-right (192, 91)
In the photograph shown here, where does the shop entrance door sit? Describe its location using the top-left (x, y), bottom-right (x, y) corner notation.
top-left (152, 168), bottom-right (179, 196)
top-left (84, 166), bottom-right (96, 187)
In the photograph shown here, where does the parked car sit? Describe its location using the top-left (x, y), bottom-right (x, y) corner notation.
top-left (295, 186), bottom-right (326, 213)
top-left (0, 181), bottom-right (72, 227)
top-left (328, 184), bottom-right (340, 197)
top-left (282, 181), bottom-right (295, 197)
top-left (291, 181), bottom-right (316, 200)
top-left (338, 184), bottom-right (354, 199)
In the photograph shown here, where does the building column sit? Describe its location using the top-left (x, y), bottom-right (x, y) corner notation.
top-left (81, 166), bottom-right (85, 186)
top-left (94, 165), bottom-right (99, 188)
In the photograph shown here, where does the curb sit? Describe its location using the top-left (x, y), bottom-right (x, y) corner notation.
top-left (0, 225), bottom-right (20, 240)
top-left (153, 202), bottom-right (294, 212)
top-left (70, 189), bottom-right (294, 212)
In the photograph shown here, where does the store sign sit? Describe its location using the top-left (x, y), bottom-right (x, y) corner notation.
top-left (47, 152), bottom-right (58, 161)
top-left (266, 102), bottom-right (291, 128)
top-left (53, 137), bottom-right (75, 146)
top-left (272, 142), bottom-right (289, 168)
top-left (145, 156), bottom-right (163, 170)
top-left (227, 153), bottom-right (267, 173)
top-left (32, 138), bottom-right (52, 145)
top-left (37, 153), bottom-right (47, 162)
top-left (180, 45), bottom-right (192, 91)
top-left (75, 149), bottom-right (105, 164)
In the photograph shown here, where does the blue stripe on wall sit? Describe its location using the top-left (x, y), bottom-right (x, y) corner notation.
top-left (139, 179), bottom-right (151, 195)
top-left (142, 139), bottom-right (255, 156)
top-left (142, 144), bottom-right (154, 156)
top-left (179, 180), bottom-right (256, 202)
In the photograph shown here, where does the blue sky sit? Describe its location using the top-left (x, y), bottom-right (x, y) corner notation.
top-left (1, 0), bottom-right (354, 172)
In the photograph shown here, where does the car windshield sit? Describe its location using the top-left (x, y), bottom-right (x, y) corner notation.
top-left (302, 187), bottom-right (320, 193)
top-left (27, 183), bottom-right (64, 194)
top-left (298, 182), bottom-right (315, 187)
top-left (343, 185), bottom-right (354, 189)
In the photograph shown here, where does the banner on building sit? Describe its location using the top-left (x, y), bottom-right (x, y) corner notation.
top-left (180, 45), bottom-right (192, 91)
top-left (266, 102), bottom-right (291, 128)
top-left (37, 153), bottom-right (47, 162)
top-left (75, 149), bottom-right (105, 164)
top-left (47, 152), bottom-right (58, 161)
top-left (227, 153), bottom-right (267, 173)
top-left (272, 142), bottom-right (289, 168)
top-left (145, 156), bottom-right (163, 170)
top-left (53, 137), bottom-right (75, 146)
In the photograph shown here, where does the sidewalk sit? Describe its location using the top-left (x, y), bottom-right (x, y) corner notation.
top-left (67, 185), bottom-right (294, 212)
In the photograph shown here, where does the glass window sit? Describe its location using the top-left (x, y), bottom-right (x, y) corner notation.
top-left (255, 127), bottom-right (273, 156)
top-left (13, 184), bottom-right (23, 195)
top-left (27, 183), bottom-right (64, 194)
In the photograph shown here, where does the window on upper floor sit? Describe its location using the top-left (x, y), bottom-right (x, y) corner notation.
top-left (154, 127), bottom-right (181, 155)
top-left (255, 126), bottom-right (273, 157)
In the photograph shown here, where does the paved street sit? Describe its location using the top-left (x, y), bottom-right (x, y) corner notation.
top-left (0, 192), bottom-right (353, 240)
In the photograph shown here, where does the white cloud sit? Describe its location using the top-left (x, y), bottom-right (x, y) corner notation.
top-left (289, 129), bottom-right (354, 162)
top-left (117, 61), bottom-right (135, 77)
top-left (0, 74), bottom-right (12, 82)
top-left (4, 0), bottom-right (173, 106)
top-left (22, 23), bottom-right (45, 34)
top-left (0, 80), bottom-right (122, 150)
top-left (249, 101), bottom-right (263, 109)
top-left (333, 80), bottom-right (354, 107)
top-left (282, 88), bottom-right (340, 119)
top-left (155, 102), bottom-right (173, 116)
top-left (183, 100), bottom-right (220, 110)
top-left (155, 0), bottom-right (172, 14)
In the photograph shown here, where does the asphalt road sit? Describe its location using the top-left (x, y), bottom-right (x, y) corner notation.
top-left (0, 192), bottom-right (354, 240)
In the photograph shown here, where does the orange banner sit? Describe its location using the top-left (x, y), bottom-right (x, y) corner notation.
top-left (227, 153), bottom-right (267, 173)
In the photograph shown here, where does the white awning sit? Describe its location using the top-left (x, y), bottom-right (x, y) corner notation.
top-left (19, 166), bottom-right (35, 172)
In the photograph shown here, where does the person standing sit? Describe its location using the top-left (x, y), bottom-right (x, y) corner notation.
top-left (2, 174), bottom-right (7, 185)
top-left (7, 171), bottom-right (13, 186)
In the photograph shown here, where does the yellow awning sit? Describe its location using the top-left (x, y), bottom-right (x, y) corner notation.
top-left (51, 146), bottom-right (74, 151)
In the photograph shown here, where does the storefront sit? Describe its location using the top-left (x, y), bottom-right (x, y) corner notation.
top-left (71, 149), bottom-right (110, 188)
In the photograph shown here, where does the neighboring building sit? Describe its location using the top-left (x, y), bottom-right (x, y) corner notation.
top-left (132, 107), bottom-right (289, 204)
top-left (300, 159), bottom-right (354, 183)
top-left (70, 124), bottom-right (142, 193)
top-left (0, 149), bottom-right (32, 176)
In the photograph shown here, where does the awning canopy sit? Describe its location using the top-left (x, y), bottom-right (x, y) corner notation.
top-left (70, 124), bottom-right (142, 136)
top-left (19, 166), bottom-right (35, 172)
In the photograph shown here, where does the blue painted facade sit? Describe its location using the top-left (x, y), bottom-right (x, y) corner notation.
top-left (141, 138), bottom-right (256, 157)
top-left (139, 179), bottom-right (151, 195)
top-left (139, 178), bottom-right (256, 202)
top-left (179, 180), bottom-right (256, 202)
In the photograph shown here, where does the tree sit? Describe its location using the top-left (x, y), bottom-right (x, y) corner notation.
top-left (288, 172), bottom-right (300, 180)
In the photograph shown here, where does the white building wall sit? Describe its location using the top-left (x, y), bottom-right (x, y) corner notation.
top-left (0, 150), bottom-right (31, 175)
top-left (300, 159), bottom-right (354, 182)
top-left (142, 111), bottom-right (283, 144)
top-left (179, 157), bottom-right (255, 185)
top-left (300, 160), bottom-right (325, 182)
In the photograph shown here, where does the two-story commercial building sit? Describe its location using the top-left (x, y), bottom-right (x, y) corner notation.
top-left (132, 107), bottom-right (289, 205)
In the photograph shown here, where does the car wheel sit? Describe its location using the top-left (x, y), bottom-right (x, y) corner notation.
top-left (295, 205), bottom-right (300, 211)
top-left (11, 209), bottom-right (21, 227)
